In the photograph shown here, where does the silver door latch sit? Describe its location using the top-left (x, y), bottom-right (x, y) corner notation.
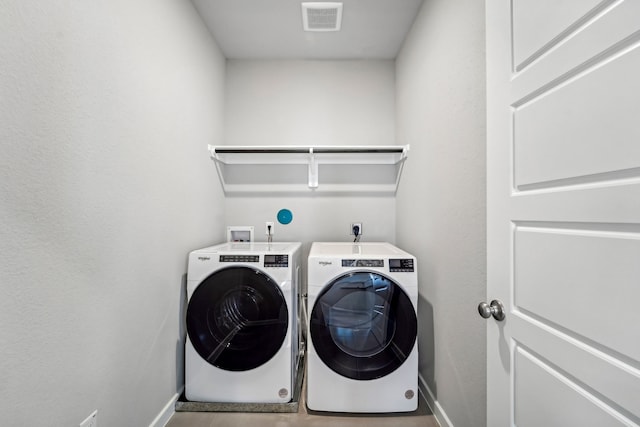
top-left (477, 300), bottom-right (505, 321)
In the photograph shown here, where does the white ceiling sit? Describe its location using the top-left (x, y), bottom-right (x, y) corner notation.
top-left (191, 0), bottom-right (425, 59)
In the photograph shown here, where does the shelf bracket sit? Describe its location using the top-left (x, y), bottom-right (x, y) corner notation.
top-left (308, 148), bottom-right (319, 188)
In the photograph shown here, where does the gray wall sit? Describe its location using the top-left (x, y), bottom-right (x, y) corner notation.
top-left (225, 60), bottom-right (396, 147)
top-left (1, 1), bottom-right (489, 424)
top-left (223, 60), bottom-right (398, 260)
top-left (395, 0), bottom-right (487, 426)
top-left (0, 1), bottom-right (226, 425)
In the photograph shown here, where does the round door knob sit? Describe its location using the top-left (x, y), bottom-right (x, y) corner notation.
top-left (477, 300), bottom-right (505, 321)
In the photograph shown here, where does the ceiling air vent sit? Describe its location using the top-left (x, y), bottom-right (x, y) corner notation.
top-left (302, 2), bottom-right (343, 32)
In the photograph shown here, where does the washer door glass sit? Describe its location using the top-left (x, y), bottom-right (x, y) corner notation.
top-left (187, 266), bottom-right (288, 371)
top-left (310, 271), bottom-right (417, 380)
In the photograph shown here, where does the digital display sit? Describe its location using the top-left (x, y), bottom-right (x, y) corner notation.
top-left (389, 259), bottom-right (414, 272)
top-left (264, 254), bottom-right (289, 267)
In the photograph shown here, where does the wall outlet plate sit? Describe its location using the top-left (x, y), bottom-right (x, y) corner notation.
top-left (265, 221), bottom-right (275, 235)
top-left (350, 223), bottom-right (363, 235)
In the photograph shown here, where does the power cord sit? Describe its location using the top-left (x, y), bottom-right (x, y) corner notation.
top-left (352, 224), bottom-right (360, 243)
top-left (267, 224), bottom-right (273, 243)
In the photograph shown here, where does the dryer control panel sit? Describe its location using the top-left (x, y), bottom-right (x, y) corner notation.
top-left (389, 258), bottom-right (415, 272)
top-left (264, 254), bottom-right (289, 268)
top-left (342, 259), bottom-right (384, 268)
top-left (220, 255), bottom-right (259, 263)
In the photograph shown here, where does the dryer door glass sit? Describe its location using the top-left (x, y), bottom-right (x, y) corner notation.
top-left (187, 266), bottom-right (288, 371)
top-left (310, 271), bottom-right (417, 380)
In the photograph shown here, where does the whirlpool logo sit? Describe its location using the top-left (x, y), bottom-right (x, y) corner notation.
top-left (197, 256), bottom-right (211, 261)
top-left (318, 261), bottom-right (333, 266)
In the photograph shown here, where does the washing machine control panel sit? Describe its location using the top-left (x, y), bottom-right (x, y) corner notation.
top-left (389, 258), bottom-right (415, 272)
top-left (342, 259), bottom-right (384, 268)
top-left (220, 255), bottom-right (259, 263)
top-left (264, 254), bottom-right (289, 268)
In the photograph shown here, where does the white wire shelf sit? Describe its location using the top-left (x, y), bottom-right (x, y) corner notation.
top-left (208, 145), bottom-right (409, 196)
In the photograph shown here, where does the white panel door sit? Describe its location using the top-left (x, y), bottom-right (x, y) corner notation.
top-left (486, 1), bottom-right (640, 426)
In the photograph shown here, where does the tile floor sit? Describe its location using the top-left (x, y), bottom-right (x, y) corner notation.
top-left (166, 383), bottom-right (439, 427)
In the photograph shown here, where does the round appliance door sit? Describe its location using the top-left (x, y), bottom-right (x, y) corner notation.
top-left (187, 266), bottom-right (288, 371)
top-left (310, 271), bottom-right (417, 380)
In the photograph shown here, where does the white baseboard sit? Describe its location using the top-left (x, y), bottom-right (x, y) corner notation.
top-left (419, 373), bottom-right (454, 427)
top-left (149, 387), bottom-right (183, 427)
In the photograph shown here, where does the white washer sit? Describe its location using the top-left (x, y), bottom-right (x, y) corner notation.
top-left (185, 242), bottom-right (302, 403)
top-left (307, 242), bottom-right (418, 413)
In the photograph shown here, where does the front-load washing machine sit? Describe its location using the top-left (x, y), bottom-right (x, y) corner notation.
top-left (185, 242), bottom-right (302, 403)
top-left (307, 242), bottom-right (418, 413)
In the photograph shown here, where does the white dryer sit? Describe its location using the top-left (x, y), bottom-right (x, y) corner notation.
top-left (306, 242), bottom-right (418, 413)
top-left (185, 242), bottom-right (302, 403)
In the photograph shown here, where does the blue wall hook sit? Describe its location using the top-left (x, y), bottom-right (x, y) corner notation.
top-left (277, 209), bottom-right (293, 225)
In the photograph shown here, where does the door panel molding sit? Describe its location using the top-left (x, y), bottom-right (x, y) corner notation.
top-left (487, 1), bottom-right (640, 425)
